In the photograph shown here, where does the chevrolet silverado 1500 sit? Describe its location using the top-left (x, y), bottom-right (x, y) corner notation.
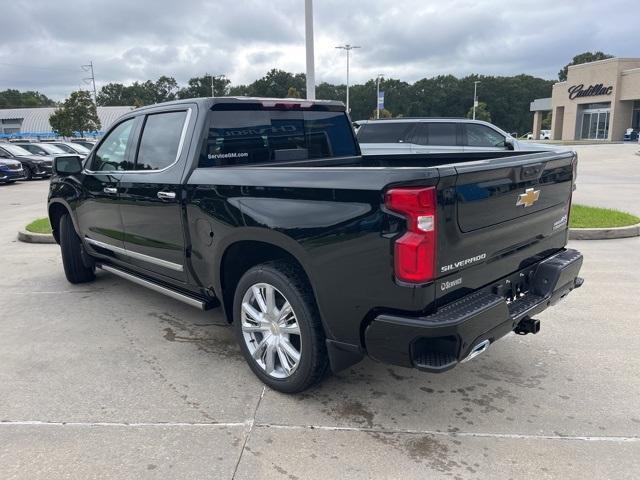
top-left (48, 97), bottom-right (583, 392)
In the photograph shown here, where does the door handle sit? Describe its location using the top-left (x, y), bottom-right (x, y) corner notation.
top-left (157, 191), bottom-right (176, 200)
top-left (103, 187), bottom-right (118, 194)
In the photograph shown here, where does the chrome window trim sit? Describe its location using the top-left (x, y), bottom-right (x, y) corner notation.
top-left (84, 108), bottom-right (192, 175)
top-left (84, 237), bottom-right (184, 272)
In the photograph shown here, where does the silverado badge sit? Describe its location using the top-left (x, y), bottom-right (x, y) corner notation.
top-left (516, 188), bottom-right (540, 208)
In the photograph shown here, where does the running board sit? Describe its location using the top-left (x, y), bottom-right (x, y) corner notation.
top-left (98, 264), bottom-right (218, 311)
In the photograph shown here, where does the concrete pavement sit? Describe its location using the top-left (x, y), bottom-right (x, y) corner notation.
top-left (1, 149), bottom-right (639, 479)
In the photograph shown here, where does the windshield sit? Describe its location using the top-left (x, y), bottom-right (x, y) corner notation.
top-left (67, 143), bottom-right (90, 153)
top-left (1, 144), bottom-right (32, 156)
top-left (35, 143), bottom-right (67, 154)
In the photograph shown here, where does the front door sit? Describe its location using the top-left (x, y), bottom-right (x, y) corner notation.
top-left (118, 109), bottom-right (191, 282)
top-left (76, 117), bottom-right (137, 256)
top-left (462, 123), bottom-right (509, 152)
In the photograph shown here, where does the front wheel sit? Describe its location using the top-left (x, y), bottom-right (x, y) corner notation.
top-left (59, 213), bottom-right (95, 284)
top-left (233, 261), bottom-right (328, 393)
top-left (23, 166), bottom-right (33, 181)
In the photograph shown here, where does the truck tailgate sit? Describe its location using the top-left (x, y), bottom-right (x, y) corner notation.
top-left (436, 150), bottom-right (576, 302)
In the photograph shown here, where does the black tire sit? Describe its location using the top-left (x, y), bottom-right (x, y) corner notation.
top-left (59, 213), bottom-right (95, 284)
top-left (23, 166), bottom-right (33, 181)
top-left (232, 261), bottom-right (328, 393)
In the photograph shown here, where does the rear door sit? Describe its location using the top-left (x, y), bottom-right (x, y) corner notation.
top-left (77, 117), bottom-right (136, 254)
top-left (409, 122), bottom-right (462, 154)
top-left (436, 151), bottom-right (576, 302)
top-left (118, 108), bottom-right (192, 282)
top-left (356, 121), bottom-right (413, 155)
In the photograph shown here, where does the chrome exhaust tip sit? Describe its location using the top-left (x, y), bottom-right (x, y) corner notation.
top-left (460, 339), bottom-right (490, 364)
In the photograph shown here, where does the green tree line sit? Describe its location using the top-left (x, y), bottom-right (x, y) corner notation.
top-left (94, 70), bottom-right (553, 135)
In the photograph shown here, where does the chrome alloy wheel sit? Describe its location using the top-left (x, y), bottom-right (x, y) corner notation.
top-left (241, 282), bottom-right (302, 379)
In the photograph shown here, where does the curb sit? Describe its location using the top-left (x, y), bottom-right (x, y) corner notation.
top-left (17, 230), bottom-right (56, 244)
top-left (569, 223), bottom-right (640, 240)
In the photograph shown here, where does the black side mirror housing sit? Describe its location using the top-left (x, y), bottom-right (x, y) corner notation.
top-left (53, 155), bottom-right (83, 176)
top-left (504, 138), bottom-right (515, 150)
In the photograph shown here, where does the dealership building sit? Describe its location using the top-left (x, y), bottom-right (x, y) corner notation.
top-left (0, 106), bottom-right (133, 138)
top-left (531, 57), bottom-right (640, 141)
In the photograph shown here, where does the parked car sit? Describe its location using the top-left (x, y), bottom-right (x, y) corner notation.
top-left (539, 129), bottom-right (552, 140)
top-left (623, 128), bottom-right (638, 141)
top-left (47, 141), bottom-right (91, 157)
top-left (0, 143), bottom-right (53, 180)
top-left (48, 97), bottom-right (583, 393)
top-left (14, 142), bottom-right (69, 157)
top-left (356, 118), bottom-right (557, 155)
top-left (0, 157), bottom-right (25, 183)
top-left (71, 139), bottom-right (97, 150)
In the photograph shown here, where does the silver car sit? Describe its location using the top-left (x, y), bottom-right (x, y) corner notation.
top-left (356, 118), bottom-right (556, 155)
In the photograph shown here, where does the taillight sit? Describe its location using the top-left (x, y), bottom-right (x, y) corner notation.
top-left (385, 186), bottom-right (437, 283)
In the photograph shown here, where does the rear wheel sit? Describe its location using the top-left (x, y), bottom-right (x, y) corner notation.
top-left (233, 261), bottom-right (328, 393)
top-left (59, 213), bottom-right (95, 284)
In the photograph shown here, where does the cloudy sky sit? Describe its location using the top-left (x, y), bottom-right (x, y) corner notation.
top-left (0, 0), bottom-right (636, 99)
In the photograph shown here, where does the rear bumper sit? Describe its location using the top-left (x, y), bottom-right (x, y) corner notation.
top-left (364, 248), bottom-right (583, 372)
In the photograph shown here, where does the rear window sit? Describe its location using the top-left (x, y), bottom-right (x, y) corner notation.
top-left (199, 110), bottom-right (358, 167)
top-left (356, 122), bottom-right (411, 143)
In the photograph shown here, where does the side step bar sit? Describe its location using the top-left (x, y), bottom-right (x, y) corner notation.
top-left (98, 264), bottom-right (218, 311)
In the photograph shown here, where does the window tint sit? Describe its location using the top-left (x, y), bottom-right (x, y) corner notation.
top-left (356, 122), bottom-right (411, 143)
top-left (465, 124), bottom-right (505, 147)
top-left (406, 124), bottom-right (428, 145)
top-left (199, 110), bottom-right (358, 167)
top-left (428, 123), bottom-right (457, 146)
top-left (136, 111), bottom-right (187, 170)
top-left (92, 119), bottom-right (135, 171)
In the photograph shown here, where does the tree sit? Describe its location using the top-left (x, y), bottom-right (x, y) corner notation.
top-left (467, 102), bottom-right (491, 122)
top-left (558, 51), bottom-right (613, 81)
top-left (0, 89), bottom-right (56, 108)
top-left (370, 108), bottom-right (393, 119)
top-left (50, 91), bottom-right (101, 137)
top-left (286, 86), bottom-right (301, 98)
top-left (542, 112), bottom-right (552, 129)
top-left (177, 75), bottom-right (231, 99)
top-left (97, 76), bottom-right (179, 106)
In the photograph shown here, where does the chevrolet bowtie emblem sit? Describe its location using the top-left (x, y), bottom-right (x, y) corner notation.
top-left (516, 188), bottom-right (540, 208)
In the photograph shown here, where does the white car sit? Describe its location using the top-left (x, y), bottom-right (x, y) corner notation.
top-left (356, 118), bottom-right (557, 155)
top-left (539, 130), bottom-right (551, 140)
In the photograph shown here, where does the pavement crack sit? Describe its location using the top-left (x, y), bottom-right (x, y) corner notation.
top-left (231, 386), bottom-right (266, 479)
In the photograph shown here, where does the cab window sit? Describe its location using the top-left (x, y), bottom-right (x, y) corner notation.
top-left (135, 111), bottom-right (187, 170)
top-left (465, 124), bottom-right (505, 147)
top-left (92, 118), bottom-right (135, 171)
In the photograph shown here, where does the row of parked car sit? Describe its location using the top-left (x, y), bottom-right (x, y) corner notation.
top-left (0, 139), bottom-right (94, 184)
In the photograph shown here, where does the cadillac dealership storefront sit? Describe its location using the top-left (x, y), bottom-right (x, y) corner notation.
top-left (531, 58), bottom-right (640, 141)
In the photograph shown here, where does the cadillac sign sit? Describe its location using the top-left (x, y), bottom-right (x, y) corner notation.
top-left (568, 83), bottom-right (613, 100)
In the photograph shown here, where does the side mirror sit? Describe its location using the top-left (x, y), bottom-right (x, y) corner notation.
top-left (504, 138), bottom-right (515, 151)
top-left (53, 155), bottom-right (83, 176)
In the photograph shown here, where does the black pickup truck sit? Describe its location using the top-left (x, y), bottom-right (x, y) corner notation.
top-left (48, 97), bottom-right (583, 393)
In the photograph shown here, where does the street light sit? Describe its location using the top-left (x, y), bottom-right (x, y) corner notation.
top-left (305, 0), bottom-right (316, 100)
top-left (376, 74), bottom-right (384, 119)
top-left (473, 80), bottom-right (481, 120)
top-left (335, 44), bottom-right (361, 113)
top-left (207, 73), bottom-right (226, 97)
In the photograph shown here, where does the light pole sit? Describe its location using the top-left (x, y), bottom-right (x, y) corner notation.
top-left (207, 74), bottom-right (226, 97)
top-left (335, 44), bottom-right (360, 113)
top-left (305, 0), bottom-right (316, 100)
top-left (473, 80), bottom-right (481, 120)
top-left (376, 74), bottom-right (384, 119)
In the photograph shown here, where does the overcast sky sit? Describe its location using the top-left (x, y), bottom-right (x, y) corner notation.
top-left (0, 0), bottom-right (637, 100)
